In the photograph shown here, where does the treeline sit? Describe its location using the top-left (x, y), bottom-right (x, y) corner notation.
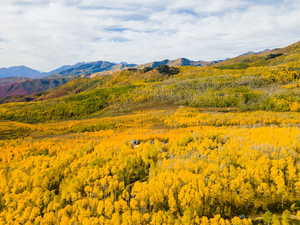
top-left (0, 85), bottom-right (136, 123)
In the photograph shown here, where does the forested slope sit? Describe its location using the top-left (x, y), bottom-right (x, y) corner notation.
top-left (1, 41), bottom-right (300, 224)
top-left (1, 108), bottom-right (300, 224)
top-left (1, 61), bottom-right (300, 123)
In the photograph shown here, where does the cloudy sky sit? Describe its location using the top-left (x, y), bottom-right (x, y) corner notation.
top-left (0, 0), bottom-right (300, 71)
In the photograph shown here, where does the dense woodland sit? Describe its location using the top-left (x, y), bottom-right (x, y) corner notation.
top-left (1, 42), bottom-right (300, 224)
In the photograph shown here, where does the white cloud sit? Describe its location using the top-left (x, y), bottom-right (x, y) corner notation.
top-left (0, 0), bottom-right (299, 71)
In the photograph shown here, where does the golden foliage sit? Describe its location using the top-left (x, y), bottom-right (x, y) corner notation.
top-left (1, 108), bottom-right (300, 224)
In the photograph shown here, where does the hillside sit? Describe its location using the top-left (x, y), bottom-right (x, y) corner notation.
top-left (140, 58), bottom-right (216, 68)
top-left (0, 58), bottom-right (214, 100)
top-left (46, 58), bottom-right (216, 78)
top-left (0, 46), bottom-right (300, 122)
top-left (0, 77), bottom-right (69, 102)
top-left (215, 41), bottom-right (300, 69)
top-left (1, 41), bottom-right (300, 225)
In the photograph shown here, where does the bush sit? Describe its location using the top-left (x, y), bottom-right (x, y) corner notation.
top-left (157, 65), bottom-right (180, 75)
top-left (142, 67), bottom-right (154, 73)
top-left (266, 53), bottom-right (284, 60)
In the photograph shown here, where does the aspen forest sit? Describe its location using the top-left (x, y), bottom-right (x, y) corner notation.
top-left (1, 42), bottom-right (300, 224)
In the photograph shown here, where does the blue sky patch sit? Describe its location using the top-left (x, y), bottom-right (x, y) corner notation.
top-left (1, 0), bottom-right (299, 71)
top-left (105, 27), bottom-right (130, 32)
top-left (111, 37), bottom-right (130, 42)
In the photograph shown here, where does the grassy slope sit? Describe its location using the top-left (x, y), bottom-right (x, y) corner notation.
top-left (0, 65), bottom-right (300, 123)
top-left (0, 41), bottom-right (299, 124)
top-left (215, 41), bottom-right (300, 68)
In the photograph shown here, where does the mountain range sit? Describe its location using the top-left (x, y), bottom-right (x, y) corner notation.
top-left (47, 61), bottom-right (138, 77)
top-left (0, 58), bottom-right (217, 80)
top-left (0, 58), bottom-right (217, 99)
top-left (0, 66), bottom-right (42, 78)
top-left (140, 58), bottom-right (216, 68)
top-left (1, 40), bottom-right (300, 101)
top-left (0, 61), bottom-right (137, 79)
top-left (1, 40), bottom-right (300, 123)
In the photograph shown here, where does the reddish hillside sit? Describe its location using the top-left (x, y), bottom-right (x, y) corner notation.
top-left (0, 77), bottom-right (68, 99)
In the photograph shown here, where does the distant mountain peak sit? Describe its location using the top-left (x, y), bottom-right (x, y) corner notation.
top-left (0, 65), bottom-right (42, 79)
top-left (0, 58), bottom-right (217, 80)
top-left (141, 58), bottom-right (215, 68)
top-left (47, 61), bottom-right (138, 78)
top-left (239, 49), bottom-right (272, 57)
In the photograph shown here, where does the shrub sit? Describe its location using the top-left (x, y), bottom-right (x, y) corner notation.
top-left (142, 67), bottom-right (154, 73)
top-left (156, 65), bottom-right (180, 75)
top-left (265, 53), bottom-right (284, 60)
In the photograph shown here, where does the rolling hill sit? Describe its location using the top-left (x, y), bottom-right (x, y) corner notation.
top-left (1, 41), bottom-right (300, 122)
top-left (215, 41), bottom-right (300, 69)
top-left (1, 41), bottom-right (300, 225)
top-left (140, 58), bottom-right (217, 68)
top-left (0, 77), bottom-right (69, 102)
top-left (0, 58), bottom-right (218, 99)
top-left (0, 40), bottom-right (300, 122)
top-left (47, 58), bottom-right (217, 78)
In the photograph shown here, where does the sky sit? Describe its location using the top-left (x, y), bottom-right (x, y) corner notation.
top-left (0, 0), bottom-right (300, 71)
